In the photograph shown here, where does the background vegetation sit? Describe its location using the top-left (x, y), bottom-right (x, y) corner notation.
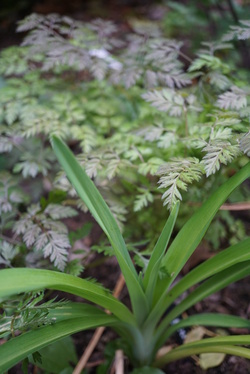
top-left (0, 1), bottom-right (249, 373)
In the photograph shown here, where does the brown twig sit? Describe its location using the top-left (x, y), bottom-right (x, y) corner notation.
top-left (73, 273), bottom-right (125, 374)
top-left (110, 349), bottom-right (124, 374)
top-left (85, 359), bottom-right (106, 368)
top-left (188, 201), bottom-right (250, 211)
top-left (219, 202), bottom-right (250, 211)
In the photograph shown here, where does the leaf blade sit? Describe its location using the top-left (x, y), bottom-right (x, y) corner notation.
top-left (155, 261), bottom-right (250, 347)
top-left (158, 238), bottom-right (250, 316)
top-left (162, 313), bottom-right (250, 342)
top-left (162, 162), bottom-right (250, 285)
top-left (154, 336), bottom-right (250, 367)
top-left (143, 202), bottom-right (179, 305)
top-left (0, 315), bottom-right (118, 372)
top-left (51, 135), bottom-right (149, 324)
top-left (0, 268), bottom-right (135, 325)
top-left (150, 162), bottom-right (250, 313)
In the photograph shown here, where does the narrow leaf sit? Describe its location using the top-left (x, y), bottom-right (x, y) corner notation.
top-left (51, 135), bottom-right (149, 324)
top-left (155, 261), bottom-right (250, 347)
top-left (162, 313), bottom-right (250, 341)
top-left (0, 268), bottom-right (135, 325)
top-left (50, 135), bottom-right (134, 272)
top-left (0, 315), bottom-right (118, 372)
top-left (148, 162), bottom-right (250, 322)
top-left (162, 162), bottom-right (250, 287)
top-left (155, 336), bottom-right (250, 367)
top-left (157, 238), bottom-right (250, 318)
top-left (143, 202), bottom-right (179, 305)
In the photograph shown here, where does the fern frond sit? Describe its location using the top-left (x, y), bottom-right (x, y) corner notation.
top-left (88, 18), bottom-right (119, 40)
top-left (17, 14), bottom-right (121, 80)
top-left (106, 199), bottom-right (128, 230)
top-left (84, 157), bottom-right (103, 178)
top-left (17, 13), bottom-right (46, 32)
top-left (13, 144), bottom-right (55, 178)
top-left (223, 20), bottom-right (250, 41)
top-left (122, 66), bottom-right (143, 89)
top-left (0, 291), bottom-right (68, 336)
top-left (0, 240), bottom-right (19, 267)
top-left (5, 101), bottom-right (22, 125)
top-left (217, 86), bottom-right (247, 110)
top-left (43, 231), bottom-right (70, 271)
top-left (157, 158), bottom-right (203, 210)
top-left (103, 154), bottom-right (132, 180)
top-left (210, 127), bottom-right (232, 141)
top-left (138, 157), bottom-right (164, 176)
top-left (207, 71), bottom-right (231, 90)
top-left (157, 132), bottom-right (178, 149)
top-left (134, 188), bottom-right (154, 212)
top-left (0, 172), bottom-right (24, 215)
top-left (159, 71), bottom-right (191, 89)
top-left (20, 105), bottom-right (69, 139)
top-left (54, 172), bottom-right (78, 197)
top-left (210, 111), bottom-right (241, 128)
top-left (188, 54), bottom-right (229, 72)
top-left (13, 204), bottom-right (40, 235)
top-left (0, 46), bottom-right (29, 76)
top-left (142, 89), bottom-right (184, 116)
top-left (44, 204), bottom-right (77, 220)
top-left (65, 259), bottom-right (84, 277)
top-left (71, 125), bottom-right (98, 153)
top-left (198, 41), bottom-right (233, 55)
top-left (0, 136), bottom-right (14, 153)
top-left (201, 140), bottom-right (241, 176)
top-left (13, 203), bottom-right (74, 271)
top-left (145, 70), bottom-right (158, 88)
top-left (141, 124), bottom-right (164, 142)
top-left (240, 131), bottom-right (250, 156)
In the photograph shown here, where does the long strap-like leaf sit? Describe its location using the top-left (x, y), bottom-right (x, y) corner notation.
top-left (154, 336), bottom-right (250, 367)
top-left (160, 162), bottom-right (250, 292)
top-left (51, 135), bottom-right (133, 271)
top-left (0, 315), bottom-right (118, 372)
top-left (155, 261), bottom-right (250, 347)
top-left (51, 135), bottom-right (149, 324)
top-left (0, 268), bottom-right (135, 325)
top-left (149, 162), bottom-right (250, 321)
top-left (143, 202), bottom-right (179, 306)
top-left (162, 313), bottom-right (250, 341)
top-left (152, 237), bottom-right (250, 324)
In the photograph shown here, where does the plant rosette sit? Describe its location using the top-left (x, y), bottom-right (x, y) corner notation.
top-left (0, 136), bottom-right (249, 372)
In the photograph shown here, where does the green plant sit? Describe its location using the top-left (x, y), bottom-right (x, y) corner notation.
top-left (0, 136), bottom-right (249, 372)
top-left (1, 13), bottom-right (250, 263)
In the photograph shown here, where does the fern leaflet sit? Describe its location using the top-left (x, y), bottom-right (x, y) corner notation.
top-left (157, 158), bottom-right (203, 209)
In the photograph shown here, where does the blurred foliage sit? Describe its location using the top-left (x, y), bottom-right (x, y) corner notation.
top-left (0, 3), bottom-right (249, 275)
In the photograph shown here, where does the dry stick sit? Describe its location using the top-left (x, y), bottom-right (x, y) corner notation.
top-left (110, 349), bottom-right (124, 374)
top-left (188, 201), bottom-right (250, 211)
top-left (85, 359), bottom-right (106, 368)
top-left (220, 202), bottom-right (250, 211)
top-left (73, 273), bottom-right (125, 374)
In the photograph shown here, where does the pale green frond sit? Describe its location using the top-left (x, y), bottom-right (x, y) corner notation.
top-left (157, 158), bottom-right (204, 209)
top-left (223, 20), bottom-right (250, 41)
top-left (202, 141), bottom-right (240, 176)
top-left (217, 87), bottom-right (247, 111)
